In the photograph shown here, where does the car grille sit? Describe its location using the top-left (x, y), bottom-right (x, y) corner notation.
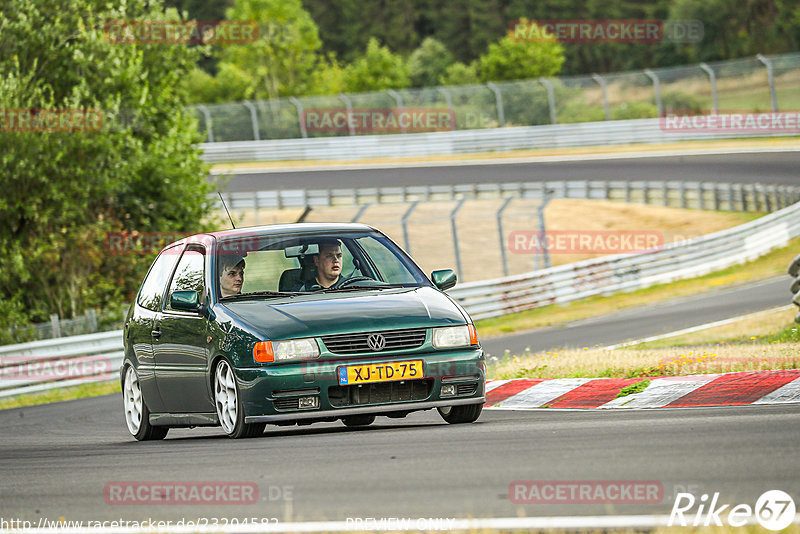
top-left (329, 379), bottom-right (433, 407)
top-left (321, 328), bottom-right (426, 355)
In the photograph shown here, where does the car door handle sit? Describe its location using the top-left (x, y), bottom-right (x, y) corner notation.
top-left (151, 328), bottom-right (161, 339)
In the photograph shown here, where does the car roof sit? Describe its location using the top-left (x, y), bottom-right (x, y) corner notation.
top-left (172, 222), bottom-right (378, 248)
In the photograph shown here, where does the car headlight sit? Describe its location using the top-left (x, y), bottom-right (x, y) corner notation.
top-left (253, 338), bottom-right (320, 363)
top-left (432, 324), bottom-right (479, 348)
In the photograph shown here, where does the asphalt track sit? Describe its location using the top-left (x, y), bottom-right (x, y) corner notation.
top-left (481, 276), bottom-right (794, 356)
top-left (1, 397), bottom-right (799, 522)
top-left (219, 151), bottom-right (800, 192)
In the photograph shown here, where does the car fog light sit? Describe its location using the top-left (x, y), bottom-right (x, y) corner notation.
top-left (440, 384), bottom-right (456, 397)
top-left (299, 396), bottom-right (319, 409)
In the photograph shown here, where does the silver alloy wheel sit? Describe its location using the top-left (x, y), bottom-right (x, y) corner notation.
top-left (123, 366), bottom-right (143, 435)
top-left (439, 406), bottom-right (451, 416)
top-left (215, 360), bottom-right (238, 434)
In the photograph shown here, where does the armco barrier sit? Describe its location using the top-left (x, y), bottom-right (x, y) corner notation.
top-left (212, 180), bottom-right (800, 213)
top-left (2, 197), bottom-right (799, 399)
top-left (199, 118), bottom-right (797, 164)
top-left (0, 331), bottom-right (123, 398)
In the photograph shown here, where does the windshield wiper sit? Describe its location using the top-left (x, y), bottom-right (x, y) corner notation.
top-left (221, 290), bottom-right (301, 301)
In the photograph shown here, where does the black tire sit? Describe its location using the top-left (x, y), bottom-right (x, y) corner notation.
top-left (214, 359), bottom-right (266, 439)
top-left (437, 403), bottom-right (482, 424)
top-left (122, 365), bottom-right (169, 441)
top-left (342, 414), bottom-right (376, 427)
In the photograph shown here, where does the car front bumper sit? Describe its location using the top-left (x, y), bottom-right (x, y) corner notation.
top-left (235, 348), bottom-right (486, 422)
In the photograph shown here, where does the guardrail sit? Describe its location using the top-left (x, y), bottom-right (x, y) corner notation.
top-left (0, 331), bottom-right (122, 398)
top-left (790, 254), bottom-right (800, 323)
top-left (3, 193), bottom-right (799, 399)
top-left (200, 118), bottom-right (797, 163)
top-left (213, 179), bottom-right (800, 212)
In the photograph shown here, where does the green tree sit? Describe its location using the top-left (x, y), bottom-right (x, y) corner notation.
top-left (408, 37), bottom-right (455, 87)
top-left (0, 0), bottom-right (214, 334)
top-left (439, 62), bottom-right (480, 85)
top-left (343, 38), bottom-right (410, 92)
top-left (221, 0), bottom-right (324, 100)
top-left (476, 30), bottom-right (565, 82)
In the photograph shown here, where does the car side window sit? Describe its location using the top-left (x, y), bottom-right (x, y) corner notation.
top-left (137, 246), bottom-right (182, 312)
top-left (166, 248), bottom-right (205, 311)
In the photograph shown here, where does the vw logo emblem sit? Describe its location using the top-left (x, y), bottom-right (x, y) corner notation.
top-left (366, 333), bottom-right (386, 352)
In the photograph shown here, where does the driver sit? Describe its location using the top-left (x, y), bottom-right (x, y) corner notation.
top-left (298, 239), bottom-right (345, 291)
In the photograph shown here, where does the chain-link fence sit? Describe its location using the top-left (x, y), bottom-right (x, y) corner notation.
top-left (194, 52), bottom-right (800, 142)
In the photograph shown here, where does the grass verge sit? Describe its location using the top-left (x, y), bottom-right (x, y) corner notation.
top-left (0, 380), bottom-right (120, 411)
top-left (475, 236), bottom-right (800, 338)
top-left (488, 306), bottom-right (800, 380)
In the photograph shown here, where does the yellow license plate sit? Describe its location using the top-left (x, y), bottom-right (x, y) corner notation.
top-left (337, 360), bottom-right (424, 385)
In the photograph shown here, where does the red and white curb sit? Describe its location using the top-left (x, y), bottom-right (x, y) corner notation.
top-left (484, 370), bottom-right (800, 409)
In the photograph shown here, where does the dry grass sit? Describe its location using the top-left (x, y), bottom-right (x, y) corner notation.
top-left (489, 307), bottom-right (800, 379)
top-left (221, 198), bottom-right (753, 283)
top-left (635, 306), bottom-right (796, 349)
top-left (489, 342), bottom-right (800, 380)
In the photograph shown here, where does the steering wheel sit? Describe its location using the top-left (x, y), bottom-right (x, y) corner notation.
top-left (337, 276), bottom-right (374, 287)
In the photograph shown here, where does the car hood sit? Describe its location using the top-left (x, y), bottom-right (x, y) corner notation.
top-left (219, 287), bottom-right (467, 340)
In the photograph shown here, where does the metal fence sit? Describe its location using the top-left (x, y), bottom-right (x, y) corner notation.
top-left (790, 254), bottom-right (800, 323)
top-left (4, 307), bottom-right (127, 345)
top-left (194, 52), bottom-right (800, 144)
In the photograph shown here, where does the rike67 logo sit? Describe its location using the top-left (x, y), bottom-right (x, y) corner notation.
top-left (670, 490), bottom-right (796, 530)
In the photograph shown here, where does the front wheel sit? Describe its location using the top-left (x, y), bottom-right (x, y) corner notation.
top-left (214, 359), bottom-right (265, 439)
top-left (123, 365), bottom-right (168, 441)
top-left (438, 403), bottom-right (482, 424)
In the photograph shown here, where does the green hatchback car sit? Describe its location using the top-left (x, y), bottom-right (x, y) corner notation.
top-left (121, 223), bottom-right (486, 440)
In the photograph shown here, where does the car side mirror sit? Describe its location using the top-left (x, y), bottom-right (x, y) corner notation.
top-left (171, 290), bottom-right (201, 311)
top-left (431, 269), bottom-right (457, 291)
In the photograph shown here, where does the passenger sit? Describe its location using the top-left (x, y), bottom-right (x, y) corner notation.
top-left (219, 255), bottom-right (245, 297)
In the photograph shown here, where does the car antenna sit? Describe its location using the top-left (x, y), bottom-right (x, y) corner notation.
top-left (218, 191), bottom-right (236, 229)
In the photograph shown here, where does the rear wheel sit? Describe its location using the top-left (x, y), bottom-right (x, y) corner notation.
top-left (438, 403), bottom-right (482, 424)
top-left (342, 414), bottom-right (376, 427)
top-left (214, 359), bottom-right (265, 439)
top-left (123, 365), bottom-right (168, 441)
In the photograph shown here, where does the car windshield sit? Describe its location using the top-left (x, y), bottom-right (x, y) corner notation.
top-left (215, 230), bottom-right (431, 299)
